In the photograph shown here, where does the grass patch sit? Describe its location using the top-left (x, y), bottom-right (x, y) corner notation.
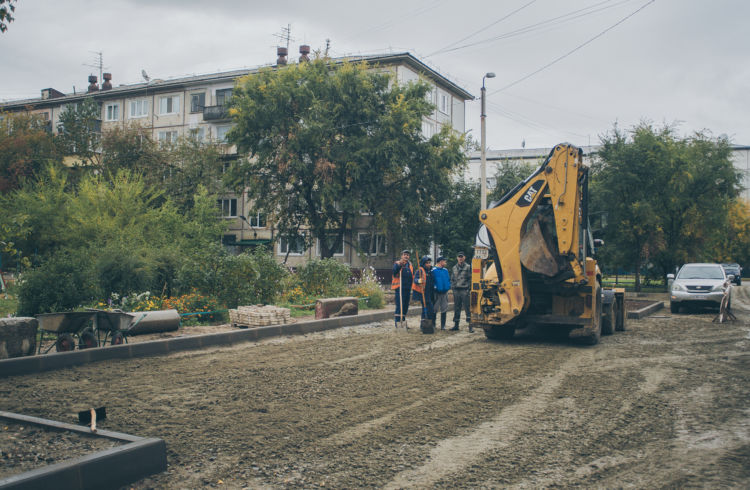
top-left (0, 287), bottom-right (18, 317)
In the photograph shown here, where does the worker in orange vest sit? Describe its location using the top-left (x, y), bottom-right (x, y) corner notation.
top-left (391, 250), bottom-right (413, 328)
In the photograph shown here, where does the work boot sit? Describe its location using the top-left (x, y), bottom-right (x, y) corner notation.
top-left (449, 323), bottom-right (459, 331)
top-left (440, 312), bottom-right (447, 330)
top-left (469, 325), bottom-right (474, 333)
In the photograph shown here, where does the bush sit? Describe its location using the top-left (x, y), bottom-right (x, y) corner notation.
top-left (176, 246), bottom-right (287, 308)
top-left (17, 249), bottom-right (100, 315)
top-left (296, 258), bottom-right (350, 297)
top-left (96, 244), bottom-right (157, 298)
top-left (246, 246), bottom-right (288, 304)
top-left (347, 266), bottom-right (385, 309)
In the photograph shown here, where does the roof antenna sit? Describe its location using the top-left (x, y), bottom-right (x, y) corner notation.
top-left (141, 69), bottom-right (150, 83)
top-left (83, 51), bottom-right (107, 88)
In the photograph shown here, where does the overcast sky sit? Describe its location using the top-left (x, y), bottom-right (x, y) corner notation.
top-left (2, 0), bottom-right (748, 150)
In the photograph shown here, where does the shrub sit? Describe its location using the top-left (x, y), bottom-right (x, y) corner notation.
top-left (96, 244), bottom-right (157, 298)
top-left (296, 258), bottom-right (350, 297)
top-left (17, 249), bottom-right (100, 315)
top-left (347, 266), bottom-right (385, 309)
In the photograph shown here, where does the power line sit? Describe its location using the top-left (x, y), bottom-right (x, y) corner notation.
top-left (340, 0), bottom-right (445, 42)
top-left (425, 0), bottom-right (537, 57)
top-left (429, 0), bottom-right (634, 57)
top-left (490, 0), bottom-right (656, 95)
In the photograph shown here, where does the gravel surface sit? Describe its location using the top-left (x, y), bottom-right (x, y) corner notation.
top-left (1, 289), bottom-right (748, 488)
top-left (0, 421), bottom-right (121, 479)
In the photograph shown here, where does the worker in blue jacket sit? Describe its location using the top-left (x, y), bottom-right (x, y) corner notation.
top-left (432, 256), bottom-right (451, 330)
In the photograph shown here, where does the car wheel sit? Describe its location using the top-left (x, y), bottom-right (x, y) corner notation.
top-left (670, 302), bottom-right (679, 314)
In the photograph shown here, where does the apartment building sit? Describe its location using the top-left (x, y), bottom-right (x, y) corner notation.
top-left (1, 50), bottom-right (473, 273)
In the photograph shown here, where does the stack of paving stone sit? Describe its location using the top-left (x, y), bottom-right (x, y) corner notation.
top-left (229, 305), bottom-right (291, 327)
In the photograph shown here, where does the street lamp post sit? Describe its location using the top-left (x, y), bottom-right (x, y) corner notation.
top-left (480, 72), bottom-right (495, 211)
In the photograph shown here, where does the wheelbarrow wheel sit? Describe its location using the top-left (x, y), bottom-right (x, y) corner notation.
top-left (78, 328), bottom-right (98, 349)
top-left (110, 330), bottom-right (125, 346)
top-left (55, 333), bottom-right (75, 352)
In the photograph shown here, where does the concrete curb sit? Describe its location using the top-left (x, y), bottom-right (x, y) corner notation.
top-left (0, 411), bottom-right (166, 490)
top-left (627, 301), bottom-right (664, 319)
top-left (0, 308), bottom-right (424, 378)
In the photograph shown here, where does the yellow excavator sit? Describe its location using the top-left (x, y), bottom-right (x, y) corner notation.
top-left (470, 143), bottom-right (625, 344)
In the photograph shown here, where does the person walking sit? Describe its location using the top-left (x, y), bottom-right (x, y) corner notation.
top-left (450, 251), bottom-right (473, 332)
top-left (432, 256), bottom-right (451, 330)
top-left (391, 250), bottom-right (413, 328)
top-left (413, 256), bottom-right (435, 327)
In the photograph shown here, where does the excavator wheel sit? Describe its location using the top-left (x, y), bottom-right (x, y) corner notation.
top-left (601, 301), bottom-right (615, 336)
top-left (484, 324), bottom-right (515, 341)
top-left (614, 293), bottom-right (626, 331)
top-left (580, 285), bottom-right (602, 345)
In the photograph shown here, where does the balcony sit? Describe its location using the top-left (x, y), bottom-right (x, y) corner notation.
top-left (203, 105), bottom-right (230, 121)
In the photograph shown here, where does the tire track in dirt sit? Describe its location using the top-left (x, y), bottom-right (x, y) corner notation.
top-left (383, 351), bottom-right (596, 489)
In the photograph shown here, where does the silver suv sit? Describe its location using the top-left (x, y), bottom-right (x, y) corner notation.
top-left (668, 263), bottom-right (731, 313)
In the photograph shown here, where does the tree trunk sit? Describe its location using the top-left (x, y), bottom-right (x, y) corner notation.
top-left (634, 259), bottom-right (642, 292)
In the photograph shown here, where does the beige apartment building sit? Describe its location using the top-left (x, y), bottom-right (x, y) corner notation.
top-left (1, 51), bottom-right (473, 275)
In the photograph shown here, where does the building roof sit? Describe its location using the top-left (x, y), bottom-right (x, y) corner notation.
top-left (0, 52), bottom-right (473, 110)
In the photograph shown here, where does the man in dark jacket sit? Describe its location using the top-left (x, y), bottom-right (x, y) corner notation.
top-left (413, 256), bottom-right (434, 323)
top-left (392, 250), bottom-right (413, 328)
top-left (450, 251), bottom-right (473, 332)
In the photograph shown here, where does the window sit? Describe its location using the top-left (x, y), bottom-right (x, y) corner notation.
top-left (158, 130), bottom-right (178, 146)
top-left (190, 92), bottom-right (205, 113)
top-left (129, 99), bottom-right (149, 118)
top-left (217, 198), bottom-right (237, 218)
top-left (438, 92), bottom-right (450, 114)
top-left (216, 125), bottom-right (232, 142)
top-left (318, 233), bottom-right (344, 256)
top-left (188, 127), bottom-right (205, 141)
top-left (358, 233), bottom-right (386, 256)
top-left (247, 212), bottom-right (266, 228)
top-left (216, 88), bottom-right (233, 106)
top-left (422, 120), bottom-right (435, 138)
top-left (104, 103), bottom-right (119, 122)
top-left (159, 95), bottom-right (180, 115)
top-left (279, 233), bottom-right (307, 255)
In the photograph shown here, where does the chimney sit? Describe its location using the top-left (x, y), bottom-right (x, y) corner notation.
top-left (87, 75), bottom-right (99, 93)
top-left (102, 73), bottom-right (113, 90)
top-left (299, 45), bottom-right (310, 63)
top-left (277, 47), bottom-right (288, 66)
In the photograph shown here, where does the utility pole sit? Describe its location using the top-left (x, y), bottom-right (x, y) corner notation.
top-left (480, 72), bottom-right (496, 210)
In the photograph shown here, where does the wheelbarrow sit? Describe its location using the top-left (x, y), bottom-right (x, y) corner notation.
top-left (35, 311), bottom-right (98, 353)
top-left (90, 309), bottom-right (180, 345)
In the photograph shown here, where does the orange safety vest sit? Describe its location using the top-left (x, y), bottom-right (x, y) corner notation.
top-left (412, 266), bottom-right (426, 294)
top-left (391, 262), bottom-right (414, 290)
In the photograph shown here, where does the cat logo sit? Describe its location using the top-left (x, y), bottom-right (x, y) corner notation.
top-left (515, 180), bottom-right (544, 208)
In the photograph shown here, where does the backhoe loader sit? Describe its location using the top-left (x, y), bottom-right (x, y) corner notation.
top-left (470, 143), bottom-right (625, 344)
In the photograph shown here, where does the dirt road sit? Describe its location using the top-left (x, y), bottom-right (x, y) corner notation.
top-left (2, 288), bottom-right (749, 488)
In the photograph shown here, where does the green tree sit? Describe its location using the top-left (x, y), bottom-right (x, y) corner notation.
top-left (591, 123), bottom-right (741, 289)
top-left (57, 97), bottom-right (102, 167)
top-left (0, 112), bottom-right (61, 192)
top-left (227, 56), bottom-right (466, 259)
top-left (0, 0), bottom-right (16, 33)
top-left (433, 178), bottom-right (480, 263)
top-left (488, 160), bottom-right (538, 203)
top-left (710, 199), bottom-right (750, 271)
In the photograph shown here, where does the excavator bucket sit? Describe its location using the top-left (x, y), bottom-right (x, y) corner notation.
top-left (519, 217), bottom-right (560, 277)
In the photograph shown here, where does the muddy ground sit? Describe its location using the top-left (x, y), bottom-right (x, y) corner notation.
top-left (1, 289), bottom-right (749, 488)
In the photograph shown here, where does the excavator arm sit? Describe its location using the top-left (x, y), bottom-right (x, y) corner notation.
top-left (475, 143), bottom-right (591, 326)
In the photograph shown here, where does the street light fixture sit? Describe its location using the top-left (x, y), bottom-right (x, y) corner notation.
top-left (480, 72), bottom-right (495, 211)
